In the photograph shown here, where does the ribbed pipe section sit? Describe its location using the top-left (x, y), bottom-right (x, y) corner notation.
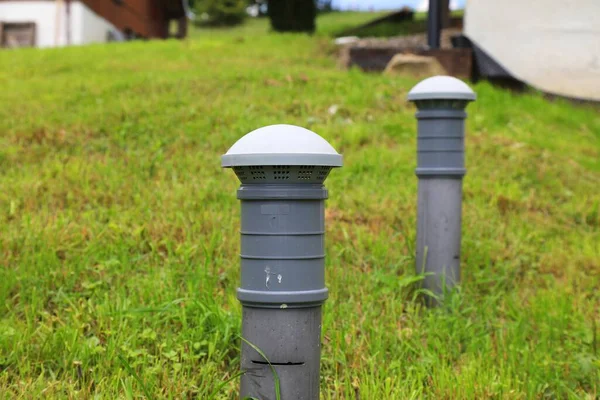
top-left (237, 183), bottom-right (327, 400)
top-left (416, 109), bottom-right (467, 177)
top-left (237, 184), bottom-right (328, 308)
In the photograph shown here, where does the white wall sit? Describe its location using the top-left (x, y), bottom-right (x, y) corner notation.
top-left (0, 2), bottom-right (62, 47)
top-left (0, 1), bottom-right (120, 48)
top-left (465, 0), bottom-right (600, 101)
top-left (71, 2), bottom-right (119, 45)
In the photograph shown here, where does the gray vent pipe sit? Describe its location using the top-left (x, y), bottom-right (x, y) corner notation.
top-left (407, 76), bottom-right (476, 304)
top-left (222, 124), bottom-right (342, 399)
top-left (427, 0), bottom-right (441, 49)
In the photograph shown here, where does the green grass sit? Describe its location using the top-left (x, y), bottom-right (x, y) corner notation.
top-left (316, 11), bottom-right (388, 36)
top-left (1, 12), bottom-right (599, 399)
top-left (337, 10), bottom-right (465, 38)
top-left (189, 12), bottom-right (388, 38)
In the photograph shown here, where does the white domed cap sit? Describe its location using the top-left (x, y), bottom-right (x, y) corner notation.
top-left (407, 76), bottom-right (476, 101)
top-left (222, 124), bottom-right (343, 167)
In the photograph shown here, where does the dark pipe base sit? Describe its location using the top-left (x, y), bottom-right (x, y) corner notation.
top-left (416, 178), bottom-right (462, 304)
top-left (240, 306), bottom-right (321, 400)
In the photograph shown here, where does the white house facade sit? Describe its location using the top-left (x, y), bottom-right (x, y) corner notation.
top-left (0, 1), bottom-right (120, 48)
top-left (465, 0), bottom-right (600, 101)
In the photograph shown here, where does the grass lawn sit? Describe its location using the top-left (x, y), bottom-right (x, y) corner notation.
top-left (1, 12), bottom-right (599, 399)
top-left (190, 12), bottom-right (389, 38)
top-left (326, 10), bottom-right (464, 38)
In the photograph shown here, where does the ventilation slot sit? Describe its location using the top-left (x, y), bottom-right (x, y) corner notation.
top-left (415, 99), bottom-right (468, 110)
top-left (297, 165), bottom-right (314, 180)
top-left (232, 165), bottom-right (333, 184)
top-left (317, 166), bottom-right (331, 182)
top-left (249, 166), bottom-right (266, 180)
top-left (273, 165), bottom-right (290, 181)
top-left (233, 166), bottom-right (247, 182)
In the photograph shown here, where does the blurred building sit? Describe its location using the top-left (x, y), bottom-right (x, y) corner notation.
top-left (464, 0), bottom-right (600, 101)
top-left (0, 0), bottom-right (192, 48)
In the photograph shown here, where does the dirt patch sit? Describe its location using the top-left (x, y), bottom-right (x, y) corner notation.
top-left (338, 28), bottom-right (471, 77)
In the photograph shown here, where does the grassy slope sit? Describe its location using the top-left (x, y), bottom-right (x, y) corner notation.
top-left (189, 12), bottom-right (389, 39)
top-left (329, 10), bottom-right (464, 38)
top-left (0, 14), bottom-right (599, 399)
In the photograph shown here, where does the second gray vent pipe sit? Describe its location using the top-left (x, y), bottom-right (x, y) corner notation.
top-left (407, 76), bottom-right (476, 304)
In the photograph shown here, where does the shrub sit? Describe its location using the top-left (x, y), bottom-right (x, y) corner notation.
top-left (268, 0), bottom-right (316, 33)
top-left (194, 0), bottom-right (247, 27)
